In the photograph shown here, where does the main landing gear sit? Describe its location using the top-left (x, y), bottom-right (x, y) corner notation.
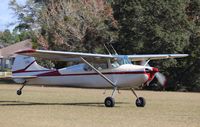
top-left (131, 88), bottom-right (146, 107)
top-left (104, 87), bottom-right (117, 107)
top-left (81, 57), bottom-right (145, 107)
top-left (16, 83), bottom-right (26, 96)
top-left (104, 87), bottom-right (146, 108)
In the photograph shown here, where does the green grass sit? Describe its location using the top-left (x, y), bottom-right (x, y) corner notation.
top-left (0, 84), bottom-right (200, 127)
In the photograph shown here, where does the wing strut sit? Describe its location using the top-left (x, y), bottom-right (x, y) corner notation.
top-left (143, 59), bottom-right (151, 66)
top-left (80, 57), bottom-right (116, 87)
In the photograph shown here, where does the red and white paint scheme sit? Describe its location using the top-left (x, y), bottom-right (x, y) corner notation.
top-left (11, 49), bottom-right (188, 107)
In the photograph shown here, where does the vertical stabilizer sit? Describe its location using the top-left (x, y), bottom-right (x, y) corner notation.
top-left (12, 55), bottom-right (49, 75)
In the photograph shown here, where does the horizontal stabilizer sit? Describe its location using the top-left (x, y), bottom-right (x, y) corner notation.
top-left (1, 76), bottom-right (37, 84)
top-left (2, 76), bottom-right (37, 79)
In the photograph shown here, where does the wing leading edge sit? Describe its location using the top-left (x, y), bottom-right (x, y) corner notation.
top-left (16, 49), bottom-right (188, 62)
top-left (127, 54), bottom-right (189, 61)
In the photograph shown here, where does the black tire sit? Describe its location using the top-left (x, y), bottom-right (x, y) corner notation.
top-left (17, 90), bottom-right (22, 95)
top-left (104, 97), bottom-right (115, 107)
top-left (135, 97), bottom-right (146, 107)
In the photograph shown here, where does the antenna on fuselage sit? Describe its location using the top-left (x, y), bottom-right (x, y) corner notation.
top-left (104, 38), bottom-right (118, 55)
top-left (104, 44), bottom-right (112, 55)
top-left (110, 43), bottom-right (118, 55)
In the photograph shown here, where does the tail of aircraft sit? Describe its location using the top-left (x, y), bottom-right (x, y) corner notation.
top-left (12, 55), bottom-right (49, 75)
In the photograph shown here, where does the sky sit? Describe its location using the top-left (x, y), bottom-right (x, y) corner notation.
top-left (0, 0), bottom-right (26, 31)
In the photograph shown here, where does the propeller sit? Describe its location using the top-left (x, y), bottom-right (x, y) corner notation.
top-left (141, 60), bottom-right (167, 88)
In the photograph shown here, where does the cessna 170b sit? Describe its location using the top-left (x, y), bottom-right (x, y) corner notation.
top-left (10, 49), bottom-right (188, 107)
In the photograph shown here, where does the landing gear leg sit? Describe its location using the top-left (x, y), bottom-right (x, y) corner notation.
top-left (104, 87), bottom-right (117, 107)
top-left (131, 88), bottom-right (146, 107)
top-left (17, 83), bottom-right (26, 96)
top-left (81, 57), bottom-right (118, 107)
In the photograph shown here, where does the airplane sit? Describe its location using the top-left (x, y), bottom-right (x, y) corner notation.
top-left (9, 49), bottom-right (188, 107)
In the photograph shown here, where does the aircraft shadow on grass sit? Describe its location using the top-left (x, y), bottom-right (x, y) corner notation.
top-left (0, 101), bottom-right (128, 107)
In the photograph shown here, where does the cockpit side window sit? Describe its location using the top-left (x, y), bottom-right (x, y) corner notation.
top-left (110, 57), bottom-right (131, 68)
top-left (94, 63), bottom-right (108, 70)
top-left (83, 64), bottom-right (92, 71)
top-left (111, 61), bottom-right (120, 68)
top-left (83, 57), bottom-right (132, 71)
top-left (83, 63), bottom-right (109, 71)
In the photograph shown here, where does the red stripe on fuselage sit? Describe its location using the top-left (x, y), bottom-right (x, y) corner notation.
top-left (13, 70), bottom-right (50, 73)
top-left (37, 70), bottom-right (148, 77)
top-left (37, 70), bottom-right (61, 76)
top-left (13, 69), bottom-right (148, 76)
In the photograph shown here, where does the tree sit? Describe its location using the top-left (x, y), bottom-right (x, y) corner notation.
top-left (0, 29), bottom-right (14, 44)
top-left (112, 0), bottom-right (195, 89)
top-left (10, 0), bottom-right (117, 53)
top-left (9, 0), bottom-right (117, 68)
top-left (180, 0), bottom-right (200, 90)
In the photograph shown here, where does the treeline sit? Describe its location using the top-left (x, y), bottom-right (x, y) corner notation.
top-left (0, 0), bottom-right (199, 91)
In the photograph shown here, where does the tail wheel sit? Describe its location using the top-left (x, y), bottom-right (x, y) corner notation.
top-left (17, 90), bottom-right (22, 95)
top-left (135, 97), bottom-right (146, 107)
top-left (104, 97), bottom-right (115, 107)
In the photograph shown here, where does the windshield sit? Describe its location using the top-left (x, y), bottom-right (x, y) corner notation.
top-left (111, 57), bottom-right (131, 68)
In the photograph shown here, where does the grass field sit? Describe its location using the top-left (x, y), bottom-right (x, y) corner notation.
top-left (0, 84), bottom-right (200, 127)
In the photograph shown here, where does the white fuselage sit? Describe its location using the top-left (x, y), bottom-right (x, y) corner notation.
top-left (13, 63), bottom-right (155, 89)
top-left (14, 64), bottom-right (156, 88)
top-left (12, 56), bottom-right (157, 88)
top-left (34, 64), bottom-right (148, 88)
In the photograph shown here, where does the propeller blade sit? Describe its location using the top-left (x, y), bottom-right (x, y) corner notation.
top-left (155, 72), bottom-right (167, 87)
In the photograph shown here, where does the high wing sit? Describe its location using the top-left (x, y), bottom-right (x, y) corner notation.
top-left (16, 49), bottom-right (188, 62)
top-left (16, 49), bottom-right (114, 62)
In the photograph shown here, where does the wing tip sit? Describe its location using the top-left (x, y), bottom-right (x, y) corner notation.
top-left (175, 54), bottom-right (189, 57)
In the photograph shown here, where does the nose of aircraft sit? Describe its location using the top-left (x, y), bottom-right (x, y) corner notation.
top-left (145, 67), bottom-right (159, 73)
top-left (145, 67), bottom-right (159, 82)
top-left (152, 67), bottom-right (159, 73)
